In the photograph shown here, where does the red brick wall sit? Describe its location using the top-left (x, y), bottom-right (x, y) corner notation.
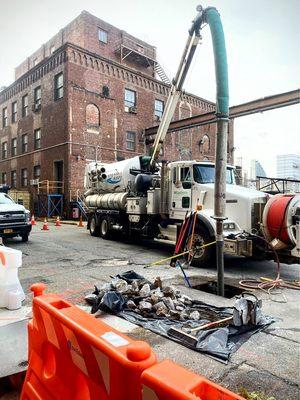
top-left (0, 49), bottom-right (68, 207)
top-left (15, 11), bottom-right (156, 80)
top-left (65, 44), bottom-right (215, 193)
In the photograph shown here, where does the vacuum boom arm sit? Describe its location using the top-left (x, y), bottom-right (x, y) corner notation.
top-left (149, 6), bottom-right (205, 168)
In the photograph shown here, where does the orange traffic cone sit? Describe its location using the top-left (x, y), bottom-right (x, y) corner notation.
top-left (77, 215), bottom-right (84, 227)
top-left (31, 214), bottom-right (37, 226)
top-left (42, 218), bottom-right (49, 231)
top-left (55, 216), bottom-right (62, 227)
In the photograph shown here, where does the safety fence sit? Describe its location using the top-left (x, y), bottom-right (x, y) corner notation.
top-left (21, 283), bottom-right (244, 400)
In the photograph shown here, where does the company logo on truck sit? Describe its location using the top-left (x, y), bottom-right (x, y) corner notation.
top-left (107, 177), bottom-right (121, 184)
top-left (106, 172), bottom-right (122, 185)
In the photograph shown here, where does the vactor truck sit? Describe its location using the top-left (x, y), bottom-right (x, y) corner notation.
top-left (84, 6), bottom-right (300, 267)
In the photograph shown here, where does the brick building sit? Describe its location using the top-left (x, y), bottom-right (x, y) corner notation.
top-left (0, 10), bottom-right (232, 213)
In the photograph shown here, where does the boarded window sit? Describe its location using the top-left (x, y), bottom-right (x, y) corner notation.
top-left (86, 104), bottom-right (100, 129)
top-left (201, 134), bottom-right (210, 154)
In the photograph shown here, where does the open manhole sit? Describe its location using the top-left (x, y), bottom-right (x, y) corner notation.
top-left (193, 281), bottom-right (244, 299)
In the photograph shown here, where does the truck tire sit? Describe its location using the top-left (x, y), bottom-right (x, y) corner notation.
top-left (99, 216), bottom-right (112, 239)
top-left (21, 233), bottom-right (29, 242)
top-left (89, 214), bottom-right (100, 237)
top-left (188, 226), bottom-right (215, 267)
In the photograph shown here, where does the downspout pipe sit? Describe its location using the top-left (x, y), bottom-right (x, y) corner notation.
top-left (203, 7), bottom-right (229, 296)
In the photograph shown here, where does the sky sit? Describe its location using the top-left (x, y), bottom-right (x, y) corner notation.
top-left (0, 0), bottom-right (299, 176)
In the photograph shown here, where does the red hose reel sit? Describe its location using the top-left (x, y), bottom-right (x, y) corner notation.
top-left (262, 194), bottom-right (300, 245)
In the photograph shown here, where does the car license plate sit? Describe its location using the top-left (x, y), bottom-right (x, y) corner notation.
top-left (4, 229), bottom-right (13, 234)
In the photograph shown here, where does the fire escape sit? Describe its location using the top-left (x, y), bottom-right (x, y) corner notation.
top-left (115, 33), bottom-right (171, 85)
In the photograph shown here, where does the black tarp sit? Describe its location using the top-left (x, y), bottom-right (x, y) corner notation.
top-left (89, 271), bottom-right (276, 363)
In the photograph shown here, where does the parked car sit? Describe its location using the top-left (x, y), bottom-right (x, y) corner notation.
top-left (0, 186), bottom-right (32, 243)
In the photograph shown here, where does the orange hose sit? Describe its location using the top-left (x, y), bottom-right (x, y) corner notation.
top-left (188, 210), bottom-right (198, 262)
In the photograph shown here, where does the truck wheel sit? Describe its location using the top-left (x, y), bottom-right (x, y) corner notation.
top-left (21, 233), bottom-right (29, 242)
top-left (89, 215), bottom-right (100, 237)
top-left (188, 226), bottom-right (215, 267)
top-left (100, 216), bottom-right (112, 239)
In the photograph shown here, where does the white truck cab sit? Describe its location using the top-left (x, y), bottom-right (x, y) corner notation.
top-left (168, 160), bottom-right (268, 234)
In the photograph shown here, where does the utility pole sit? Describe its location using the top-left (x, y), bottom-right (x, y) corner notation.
top-left (214, 118), bottom-right (229, 296)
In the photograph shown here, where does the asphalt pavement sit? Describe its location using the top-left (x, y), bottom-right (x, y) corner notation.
top-left (2, 221), bottom-right (300, 399)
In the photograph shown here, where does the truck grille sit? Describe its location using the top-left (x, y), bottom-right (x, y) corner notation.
top-left (0, 211), bottom-right (25, 226)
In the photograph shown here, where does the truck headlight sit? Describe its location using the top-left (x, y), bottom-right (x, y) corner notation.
top-left (224, 222), bottom-right (236, 230)
top-left (25, 211), bottom-right (31, 222)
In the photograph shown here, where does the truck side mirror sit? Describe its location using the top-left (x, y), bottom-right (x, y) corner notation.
top-left (182, 181), bottom-right (192, 189)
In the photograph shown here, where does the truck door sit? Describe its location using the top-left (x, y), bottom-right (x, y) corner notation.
top-left (170, 165), bottom-right (192, 219)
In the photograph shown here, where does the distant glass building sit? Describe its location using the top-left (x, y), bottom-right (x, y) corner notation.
top-left (250, 159), bottom-right (267, 180)
top-left (276, 154), bottom-right (300, 180)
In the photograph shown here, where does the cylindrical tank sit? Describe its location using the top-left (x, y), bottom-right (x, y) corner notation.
top-left (134, 174), bottom-right (156, 193)
top-left (262, 194), bottom-right (300, 245)
top-left (84, 156), bottom-right (142, 192)
top-left (85, 193), bottom-right (128, 210)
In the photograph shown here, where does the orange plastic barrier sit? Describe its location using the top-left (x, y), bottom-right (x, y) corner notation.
top-left (21, 283), bottom-right (157, 400)
top-left (21, 284), bottom-right (244, 400)
top-left (141, 360), bottom-right (244, 400)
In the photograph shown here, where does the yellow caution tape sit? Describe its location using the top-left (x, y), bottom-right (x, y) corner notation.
top-left (148, 241), bottom-right (216, 266)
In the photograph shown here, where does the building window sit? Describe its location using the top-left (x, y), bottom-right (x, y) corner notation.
top-left (54, 72), bottom-right (64, 100)
top-left (22, 94), bottom-right (29, 117)
top-left (33, 165), bottom-right (41, 180)
top-left (34, 86), bottom-right (41, 110)
top-left (34, 128), bottom-right (41, 150)
top-left (33, 58), bottom-right (38, 66)
top-left (154, 99), bottom-right (164, 119)
top-left (21, 169), bottom-right (28, 187)
top-left (21, 134), bottom-right (28, 153)
top-left (1, 172), bottom-right (7, 185)
top-left (11, 138), bottom-right (17, 156)
top-left (2, 142), bottom-right (7, 159)
top-left (125, 89), bottom-right (136, 109)
top-left (126, 131), bottom-right (136, 151)
top-left (2, 107), bottom-right (8, 128)
top-left (50, 45), bottom-right (55, 54)
top-left (98, 29), bottom-right (108, 43)
top-left (11, 171), bottom-right (17, 188)
top-left (12, 101), bottom-right (17, 123)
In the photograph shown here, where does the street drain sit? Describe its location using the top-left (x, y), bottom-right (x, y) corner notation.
top-left (193, 281), bottom-right (244, 298)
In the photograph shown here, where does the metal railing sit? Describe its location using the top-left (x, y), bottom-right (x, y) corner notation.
top-left (256, 176), bottom-right (300, 194)
top-left (115, 36), bottom-right (156, 62)
top-left (37, 180), bottom-right (64, 194)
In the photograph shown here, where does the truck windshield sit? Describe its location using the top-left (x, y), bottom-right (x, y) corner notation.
top-left (193, 164), bottom-right (235, 184)
top-left (0, 194), bottom-right (15, 205)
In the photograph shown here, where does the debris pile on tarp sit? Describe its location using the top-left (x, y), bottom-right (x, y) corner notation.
top-left (85, 270), bottom-right (276, 362)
